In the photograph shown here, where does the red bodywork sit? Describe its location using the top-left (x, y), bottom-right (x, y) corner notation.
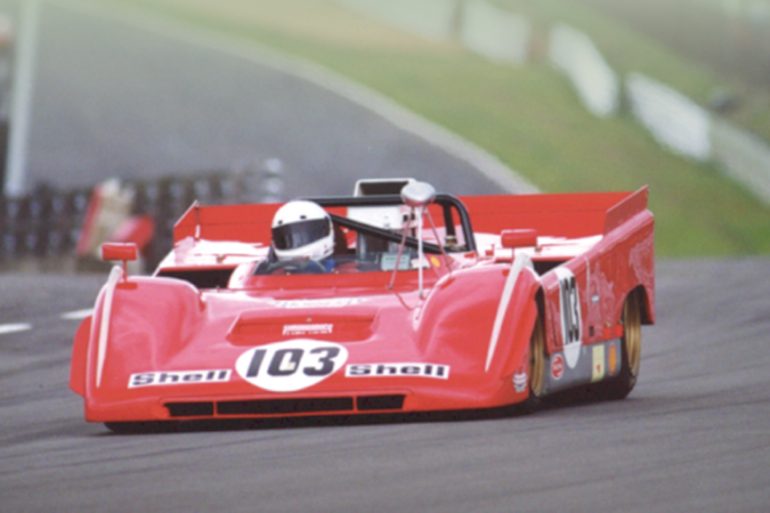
top-left (70, 188), bottom-right (654, 424)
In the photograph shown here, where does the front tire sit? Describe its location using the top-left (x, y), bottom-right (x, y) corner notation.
top-left (520, 315), bottom-right (547, 413)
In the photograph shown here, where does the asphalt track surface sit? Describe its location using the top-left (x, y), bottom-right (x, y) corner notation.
top-left (3, 0), bottom-right (505, 196)
top-left (0, 1), bottom-right (769, 512)
top-left (0, 260), bottom-right (769, 513)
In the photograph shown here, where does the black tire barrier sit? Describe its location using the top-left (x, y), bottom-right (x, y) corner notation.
top-left (0, 185), bottom-right (91, 262)
top-left (131, 162), bottom-right (285, 269)
top-left (0, 160), bottom-right (285, 270)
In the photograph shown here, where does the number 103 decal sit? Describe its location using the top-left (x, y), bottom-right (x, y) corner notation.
top-left (555, 267), bottom-right (583, 369)
top-left (235, 339), bottom-right (348, 392)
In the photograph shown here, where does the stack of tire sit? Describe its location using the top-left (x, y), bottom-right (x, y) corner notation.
top-left (0, 185), bottom-right (90, 270)
top-left (0, 159), bottom-right (284, 272)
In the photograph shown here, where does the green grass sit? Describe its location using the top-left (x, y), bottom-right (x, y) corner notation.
top-left (495, 0), bottom-right (770, 141)
top-left (109, 0), bottom-right (770, 256)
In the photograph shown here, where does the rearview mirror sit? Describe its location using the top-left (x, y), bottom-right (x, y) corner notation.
top-left (401, 181), bottom-right (436, 208)
top-left (101, 242), bottom-right (138, 262)
top-left (500, 229), bottom-right (537, 249)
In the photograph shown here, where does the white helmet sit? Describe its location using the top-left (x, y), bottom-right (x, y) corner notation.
top-left (271, 200), bottom-right (334, 262)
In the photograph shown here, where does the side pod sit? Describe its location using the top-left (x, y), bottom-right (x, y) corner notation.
top-left (70, 317), bottom-right (92, 396)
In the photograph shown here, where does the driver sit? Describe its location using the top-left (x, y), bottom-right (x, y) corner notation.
top-left (260, 200), bottom-right (336, 274)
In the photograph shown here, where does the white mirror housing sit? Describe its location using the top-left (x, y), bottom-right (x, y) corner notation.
top-left (401, 181), bottom-right (436, 208)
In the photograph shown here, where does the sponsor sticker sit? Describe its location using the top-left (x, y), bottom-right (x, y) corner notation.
top-left (235, 339), bottom-right (348, 392)
top-left (282, 323), bottom-right (334, 336)
top-left (591, 345), bottom-right (605, 383)
top-left (550, 353), bottom-right (565, 381)
top-left (345, 362), bottom-right (449, 380)
top-left (555, 267), bottom-right (583, 369)
top-left (608, 342), bottom-right (618, 376)
top-left (513, 371), bottom-right (528, 393)
top-left (128, 369), bottom-right (231, 388)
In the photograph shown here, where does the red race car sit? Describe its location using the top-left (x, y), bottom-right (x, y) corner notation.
top-left (70, 179), bottom-right (654, 432)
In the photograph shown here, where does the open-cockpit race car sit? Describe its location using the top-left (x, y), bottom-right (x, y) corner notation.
top-left (70, 179), bottom-right (655, 431)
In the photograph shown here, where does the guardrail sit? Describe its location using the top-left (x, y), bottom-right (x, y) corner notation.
top-left (459, 0), bottom-right (530, 65)
top-left (548, 23), bottom-right (619, 118)
top-left (626, 73), bottom-right (712, 161)
top-left (0, 159), bottom-right (285, 272)
top-left (712, 119), bottom-right (770, 204)
top-left (339, 0), bottom-right (770, 204)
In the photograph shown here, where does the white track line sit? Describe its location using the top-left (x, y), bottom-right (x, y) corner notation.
top-left (0, 309), bottom-right (92, 336)
top-left (52, 0), bottom-right (538, 195)
top-left (0, 323), bottom-right (33, 335)
top-left (61, 308), bottom-right (93, 321)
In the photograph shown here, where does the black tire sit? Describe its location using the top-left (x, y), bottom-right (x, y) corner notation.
top-left (601, 292), bottom-right (642, 400)
top-left (519, 315), bottom-right (547, 413)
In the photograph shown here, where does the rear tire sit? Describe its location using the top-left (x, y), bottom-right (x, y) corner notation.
top-left (601, 292), bottom-right (642, 400)
top-left (520, 315), bottom-right (547, 413)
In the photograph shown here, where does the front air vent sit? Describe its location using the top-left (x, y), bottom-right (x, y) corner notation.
top-left (165, 394), bottom-right (406, 419)
top-left (356, 395), bottom-right (405, 411)
top-left (166, 402), bottom-right (214, 417)
top-left (217, 397), bottom-right (354, 415)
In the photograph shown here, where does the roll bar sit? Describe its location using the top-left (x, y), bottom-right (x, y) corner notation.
top-left (304, 193), bottom-right (476, 253)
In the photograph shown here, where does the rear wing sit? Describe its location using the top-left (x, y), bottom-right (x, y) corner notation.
top-left (173, 187), bottom-right (650, 246)
top-left (603, 187), bottom-right (650, 234)
top-left (174, 202), bottom-right (280, 245)
top-left (463, 187), bottom-right (649, 238)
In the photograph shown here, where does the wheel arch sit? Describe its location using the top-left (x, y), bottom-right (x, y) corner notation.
top-left (628, 284), bottom-right (654, 325)
top-left (533, 286), bottom-right (547, 345)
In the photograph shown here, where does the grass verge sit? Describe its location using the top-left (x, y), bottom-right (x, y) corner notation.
top-left (107, 0), bottom-right (770, 256)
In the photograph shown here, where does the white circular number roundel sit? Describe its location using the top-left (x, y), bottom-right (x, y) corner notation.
top-left (554, 267), bottom-right (582, 369)
top-left (235, 339), bottom-right (348, 392)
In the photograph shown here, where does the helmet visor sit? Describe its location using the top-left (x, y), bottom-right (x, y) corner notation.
top-left (272, 219), bottom-right (331, 251)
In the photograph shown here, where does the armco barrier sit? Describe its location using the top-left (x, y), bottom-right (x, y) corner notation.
top-left (548, 23), bottom-right (619, 118)
top-left (459, 1), bottom-right (530, 65)
top-left (626, 73), bottom-right (712, 162)
top-left (335, 1), bottom-right (770, 206)
top-left (336, 0), bottom-right (460, 42)
top-left (712, 119), bottom-right (770, 205)
top-left (0, 159), bottom-right (285, 272)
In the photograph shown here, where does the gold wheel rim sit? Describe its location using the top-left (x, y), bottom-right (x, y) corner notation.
top-left (530, 318), bottom-right (546, 397)
top-left (624, 295), bottom-right (642, 377)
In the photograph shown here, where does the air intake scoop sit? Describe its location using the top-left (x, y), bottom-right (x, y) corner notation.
top-left (227, 307), bottom-right (377, 345)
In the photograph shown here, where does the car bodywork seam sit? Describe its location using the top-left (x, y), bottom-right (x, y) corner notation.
top-left (485, 253), bottom-right (534, 372)
top-left (96, 266), bottom-right (122, 388)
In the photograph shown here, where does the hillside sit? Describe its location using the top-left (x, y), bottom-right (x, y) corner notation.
top-left (110, 0), bottom-right (770, 256)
